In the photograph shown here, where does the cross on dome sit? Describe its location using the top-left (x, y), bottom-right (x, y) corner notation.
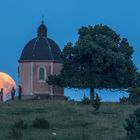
top-left (38, 16), bottom-right (47, 37)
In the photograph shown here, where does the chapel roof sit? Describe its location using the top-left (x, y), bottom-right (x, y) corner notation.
top-left (19, 21), bottom-right (61, 62)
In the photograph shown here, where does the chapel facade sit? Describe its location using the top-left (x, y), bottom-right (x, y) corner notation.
top-left (18, 20), bottom-right (64, 99)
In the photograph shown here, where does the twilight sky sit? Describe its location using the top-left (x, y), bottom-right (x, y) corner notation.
top-left (0, 0), bottom-right (140, 101)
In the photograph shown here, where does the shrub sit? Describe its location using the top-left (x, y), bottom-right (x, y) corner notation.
top-left (120, 97), bottom-right (129, 104)
top-left (128, 88), bottom-right (140, 104)
top-left (124, 108), bottom-right (140, 140)
top-left (9, 126), bottom-right (23, 140)
top-left (81, 95), bottom-right (90, 105)
top-left (32, 118), bottom-right (50, 129)
top-left (14, 119), bottom-right (27, 129)
top-left (91, 94), bottom-right (101, 111)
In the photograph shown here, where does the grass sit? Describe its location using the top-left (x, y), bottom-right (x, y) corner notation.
top-left (0, 100), bottom-right (139, 140)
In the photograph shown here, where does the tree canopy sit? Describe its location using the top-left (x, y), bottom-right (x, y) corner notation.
top-left (47, 24), bottom-right (137, 99)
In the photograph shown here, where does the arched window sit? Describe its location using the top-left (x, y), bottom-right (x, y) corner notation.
top-left (38, 66), bottom-right (46, 82)
top-left (39, 68), bottom-right (45, 80)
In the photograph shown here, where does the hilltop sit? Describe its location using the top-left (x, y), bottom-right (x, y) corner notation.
top-left (0, 100), bottom-right (139, 140)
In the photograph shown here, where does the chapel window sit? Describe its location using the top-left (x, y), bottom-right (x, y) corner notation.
top-left (39, 67), bottom-right (46, 81)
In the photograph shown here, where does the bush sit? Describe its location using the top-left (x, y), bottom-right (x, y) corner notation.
top-left (14, 119), bottom-right (27, 129)
top-left (32, 118), bottom-right (50, 129)
top-left (81, 95), bottom-right (90, 105)
top-left (124, 108), bottom-right (140, 140)
top-left (128, 88), bottom-right (140, 104)
top-left (9, 127), bottom-right (23, 140)
top-left (120, 97), bottom-right (129, 104)
top-left (91, 94), bottom-right (101, 111)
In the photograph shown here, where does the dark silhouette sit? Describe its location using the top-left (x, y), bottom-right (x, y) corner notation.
top-left (18, 85), bottom-right (22, 100)
top-left (11, 87), bottom-right (16, 100)
top-left (0, 88), bottom-right (3, 101)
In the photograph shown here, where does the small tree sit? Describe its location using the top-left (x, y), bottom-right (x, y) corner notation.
top-left (124, 108), bottom-right (140, 140)
top-left (120, 96), bottom-right (129, 104)
top-left (81, 95), bottom-right (90, 105)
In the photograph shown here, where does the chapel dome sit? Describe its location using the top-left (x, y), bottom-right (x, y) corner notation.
top-left (19, 21), bottom-right (62, 61)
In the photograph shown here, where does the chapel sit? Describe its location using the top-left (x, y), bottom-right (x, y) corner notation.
top-left (18, 20), bottom-right (64, 99)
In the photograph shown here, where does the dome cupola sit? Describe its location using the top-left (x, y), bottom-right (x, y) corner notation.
top-left (19, 20), bottom-right (62, 62)
top-left (38, 20), bottom-right (47, 37)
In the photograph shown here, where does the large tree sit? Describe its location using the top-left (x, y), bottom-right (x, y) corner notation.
top-left (48, 25), bottom-right (137, 100)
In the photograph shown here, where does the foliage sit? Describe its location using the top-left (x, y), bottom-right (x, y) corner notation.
top-left (13, 119), bottom-right (27, 129)
top-left (81, 95), bottom-right (90, 105)
top-left (128, 88), bottom-right (140, 104)
top-left (32, 118), bottom-right (50, 129)
top-left (47, 74), bottom-right (63, 87)
top-left (47, 24), bottom-right (137, 100)
top-left (120, 97), bottom-right (129, 104)
top-left (124, 108), bottom-right (140, 140)
top-left (120, 87), bottom-right (140, 104)
top-left (91, 94), bottom-right (101, 111)
top-left (132, 72), bottom-right (140, 88)
top-left (124, 72), bottom-right (140, 104)
top-left (9, 126), bottom-right (23, 140)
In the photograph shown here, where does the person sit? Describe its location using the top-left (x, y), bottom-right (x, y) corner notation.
top-left (0, 88), bottom-right (3, 101)
top-left (18, 85), bottom-right (22, 100)
top-left (11, 87), bottom-right (16, 100)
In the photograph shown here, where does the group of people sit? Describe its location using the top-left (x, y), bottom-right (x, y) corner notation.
top-left (0, 85), bottom-right (22, 102)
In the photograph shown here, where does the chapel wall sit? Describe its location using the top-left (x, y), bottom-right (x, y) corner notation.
top-left (19, 63), bottom-right (32, 95)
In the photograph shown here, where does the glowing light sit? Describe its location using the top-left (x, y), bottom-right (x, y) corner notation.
top-left (0, 72), bottom-right (16, 96)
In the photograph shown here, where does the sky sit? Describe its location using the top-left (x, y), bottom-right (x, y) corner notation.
top-left (0, 0), bottom-right (140, 101)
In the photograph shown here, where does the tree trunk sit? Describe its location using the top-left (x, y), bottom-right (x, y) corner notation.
top-left (90, 88), bottom-right (94, 101)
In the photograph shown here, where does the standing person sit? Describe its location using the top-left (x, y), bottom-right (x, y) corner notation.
top-left (18, 85), bottom-right (22, 100)
top-left (11, 87), bottom-right (16, 100)
top-left (0, 88), bottom-right (3, 102)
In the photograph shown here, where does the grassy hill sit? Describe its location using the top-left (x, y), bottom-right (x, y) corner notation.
top-left (0, 100), bottom-right (139, 140)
